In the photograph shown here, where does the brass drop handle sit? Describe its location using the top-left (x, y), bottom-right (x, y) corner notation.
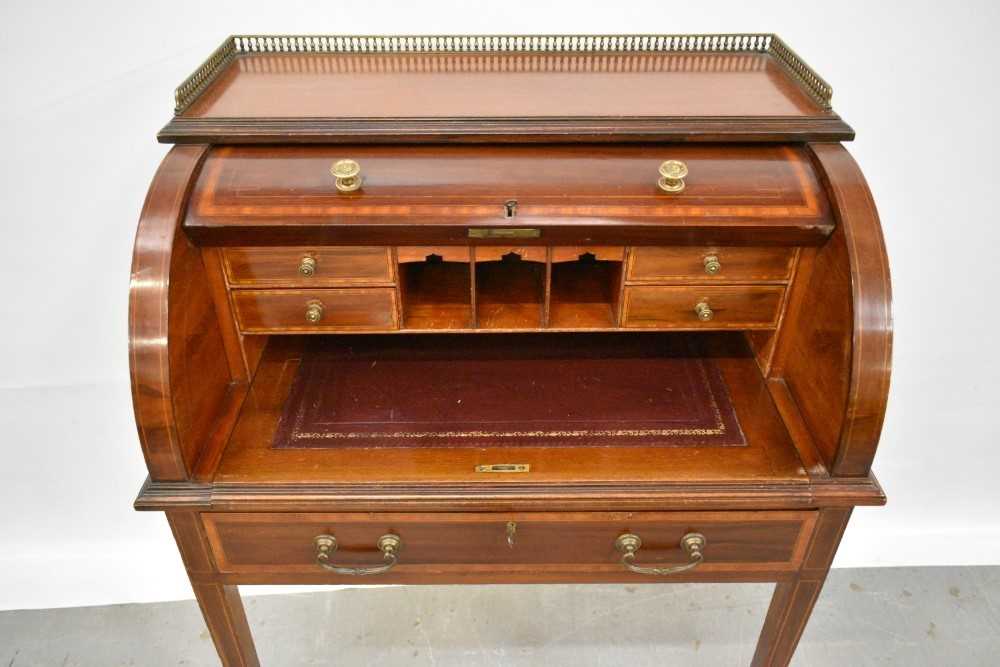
top-left (299, 256), bottom-right (317, 277)
top-left (615, 532), bottom-right (706, 576)
top-left (703, 255), bottom-right (721, 275)
top-left (305, 300), bottom-right (324, 323)
top-left (657, 159), bottom-right (688, 193)
top-left (331, 158), bottom-right (363, 192)
top-left (314, 533), bottom-right (401, 576)
top-left (694, 301), bottom-right (714, 321)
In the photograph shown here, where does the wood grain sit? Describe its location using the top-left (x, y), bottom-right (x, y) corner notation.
top-left (168, 512), bottom-right (260, 667)
top-left (224, 246), bottom-right (393, 287)
top-left (622, 286), bottom-right (785, 329)
top-left (232, 288), bottom-right (399, 333)
top-left (129, 145), bottom-right (235, 480)
top-left (773, 144), bottom-right (892, 475)
top-left (202, 510), bottom-right (817, 577)
top-left (627, 246), bottom-right (794, 283)
top-left (184, 144), bottom-right (833, 247)
top-left (214, 333), bottom-right (805, 486)
top-left (183, 52), bottom-right (824, 120)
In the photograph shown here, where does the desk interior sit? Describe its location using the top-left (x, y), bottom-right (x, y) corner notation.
top-left (214, 332), bottom-right (806, 485)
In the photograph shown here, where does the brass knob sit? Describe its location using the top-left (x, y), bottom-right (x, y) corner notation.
top-left (658, 160), bottom-right (688, 193)
top-left (299, 256), bottom-right (317, 277)
top-left (331, 159), bottom-right (362, 192)
top-left (305, 300), bottom-right (324, 323)
top-left (703, 255), bottom-right (721, 275)
top-left (615, 532), bottom-right (706, 576)
top-left (694, 301), bottom-right (714, 321)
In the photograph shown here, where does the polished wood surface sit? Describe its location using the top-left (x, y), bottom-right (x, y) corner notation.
top-left (185, 145), bottom-right (833, 246)
top-left (223, 246), bottom-right (393, 287)
top-left (185, 52), bottom-right (824, 120)
top-left (168, 512), bottom-right (260, 667)
top-left (160, 46), bottom-right (855, 144)
top-left (203, 510), bottom-right (816, 576)
top-left (773, 144), bottom-right (892, 475)
top-left (215, 333), bottom-right (805, 486)
top-left (751, 508), bottom-right (851, 666)
top-left (622, 286), bottom-right (785, 329)
top-left (627, 246), bottom-right (795, 282)
top-left (130, 145), bottom-right (238, 481)
top-left (133, 39), bottom-right (890, 665)
top-left (232, 288), bottom-right (399, 333)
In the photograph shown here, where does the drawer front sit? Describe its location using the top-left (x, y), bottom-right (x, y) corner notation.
top-left (203, 511), bottom-right (816, 577)
top-left (622, 285), bottom-right (784, 329)
top-left (233, 288), bottom-right (398, 332)
top-left (224, 247), bottom-right (394, 286)
top-left (627, 247), bottom-right (795, 282)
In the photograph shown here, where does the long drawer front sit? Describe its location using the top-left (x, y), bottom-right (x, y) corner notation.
top-left (203, 511), bottom-right (817, 579)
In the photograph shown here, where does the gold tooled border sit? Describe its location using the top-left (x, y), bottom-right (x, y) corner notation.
top-left (174, 34), bottom-right (833, 114)
top-left (288, 354), bottom-right (733, 444)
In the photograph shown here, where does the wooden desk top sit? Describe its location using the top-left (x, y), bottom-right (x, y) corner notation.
top-left (160, 34), bottom-right (854, 143)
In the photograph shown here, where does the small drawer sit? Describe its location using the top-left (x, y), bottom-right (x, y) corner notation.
top-left (627, 247), bottom-right (795, 282)
top-left (223, 247), bottom-right (394, 287)
top-left (622, 285), bottom-right (784, 329)
top-left (202, 511), bottom-right (817, 578)
top-left (233, 288), bottom-right (398, 332)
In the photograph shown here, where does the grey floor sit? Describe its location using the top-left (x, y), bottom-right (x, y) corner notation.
top-left (2, 567), bottom-right (998, 666)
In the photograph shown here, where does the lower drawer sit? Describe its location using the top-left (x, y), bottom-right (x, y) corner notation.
top-left (232, 288), bottom-right (399, 332)
top-left (622, 285), bottom-right (784, 329)
top-left (203, 511), bottom-right (816, 577)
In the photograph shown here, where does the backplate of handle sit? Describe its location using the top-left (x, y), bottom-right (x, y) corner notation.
top-left (314, 533), bottom-right (401, 576)
top-left (614, 532), bottom-right (706, 576)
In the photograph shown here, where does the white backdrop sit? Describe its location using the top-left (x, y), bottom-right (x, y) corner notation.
top-left (2, 0), bottom-right (998, 610)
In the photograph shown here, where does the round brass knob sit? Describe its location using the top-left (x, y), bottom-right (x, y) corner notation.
top-left (703, 255), bottom-right (721, 275)
top-left (299, 256), bottom-right (317, 277)
top-left (331, 159), bottom-right (362, 192)
top-left (305, 300), bottom-right (324, 323)
top-left (658, 160), bottom-right (688, 193)
top-left (695, 301), bottom-right (714, 321)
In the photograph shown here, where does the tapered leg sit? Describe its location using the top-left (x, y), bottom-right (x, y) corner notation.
top-left (751, 508), bottom-right (852, 667)
top-left (190, 582), bottom-right (261, 667)
top-left (167, 512), bottom-right (261, 667)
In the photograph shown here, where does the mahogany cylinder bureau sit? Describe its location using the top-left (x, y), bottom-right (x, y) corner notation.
top-left (130, 34), bottom-right (891, 666)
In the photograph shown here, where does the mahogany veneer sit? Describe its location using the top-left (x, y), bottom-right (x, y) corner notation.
top-left (131, 34), bottom-right (891, 667)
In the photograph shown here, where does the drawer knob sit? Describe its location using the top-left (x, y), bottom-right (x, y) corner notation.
top-left (694, 301), bottom-right (714, 321)
top-left (314, 533), bottom-right (401, 576)
top-left (657, 160), bottom-right (688, 193)
top-left (615, 532), bottom-right (706, 576)
top-left (305, 300), bottom-right (325, 323)
top-left (298, 256), bottom-right (317, 277)
top-left (331, 159), bottom-right (363, 192)
top-left (703, 255), bottom-right (721, 275)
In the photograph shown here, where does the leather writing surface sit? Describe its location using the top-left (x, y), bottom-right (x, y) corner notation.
top-left (273, 333), bottom-right (745, 449)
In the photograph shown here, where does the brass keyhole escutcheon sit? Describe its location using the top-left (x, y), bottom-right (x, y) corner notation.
top-left (658, 159), bottom-right (688, 193)
top-left (331, 159), bottom-right (362, 192)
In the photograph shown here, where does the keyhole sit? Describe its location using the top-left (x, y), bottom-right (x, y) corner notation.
top-left (504, 200), bottom-right (518, 218)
